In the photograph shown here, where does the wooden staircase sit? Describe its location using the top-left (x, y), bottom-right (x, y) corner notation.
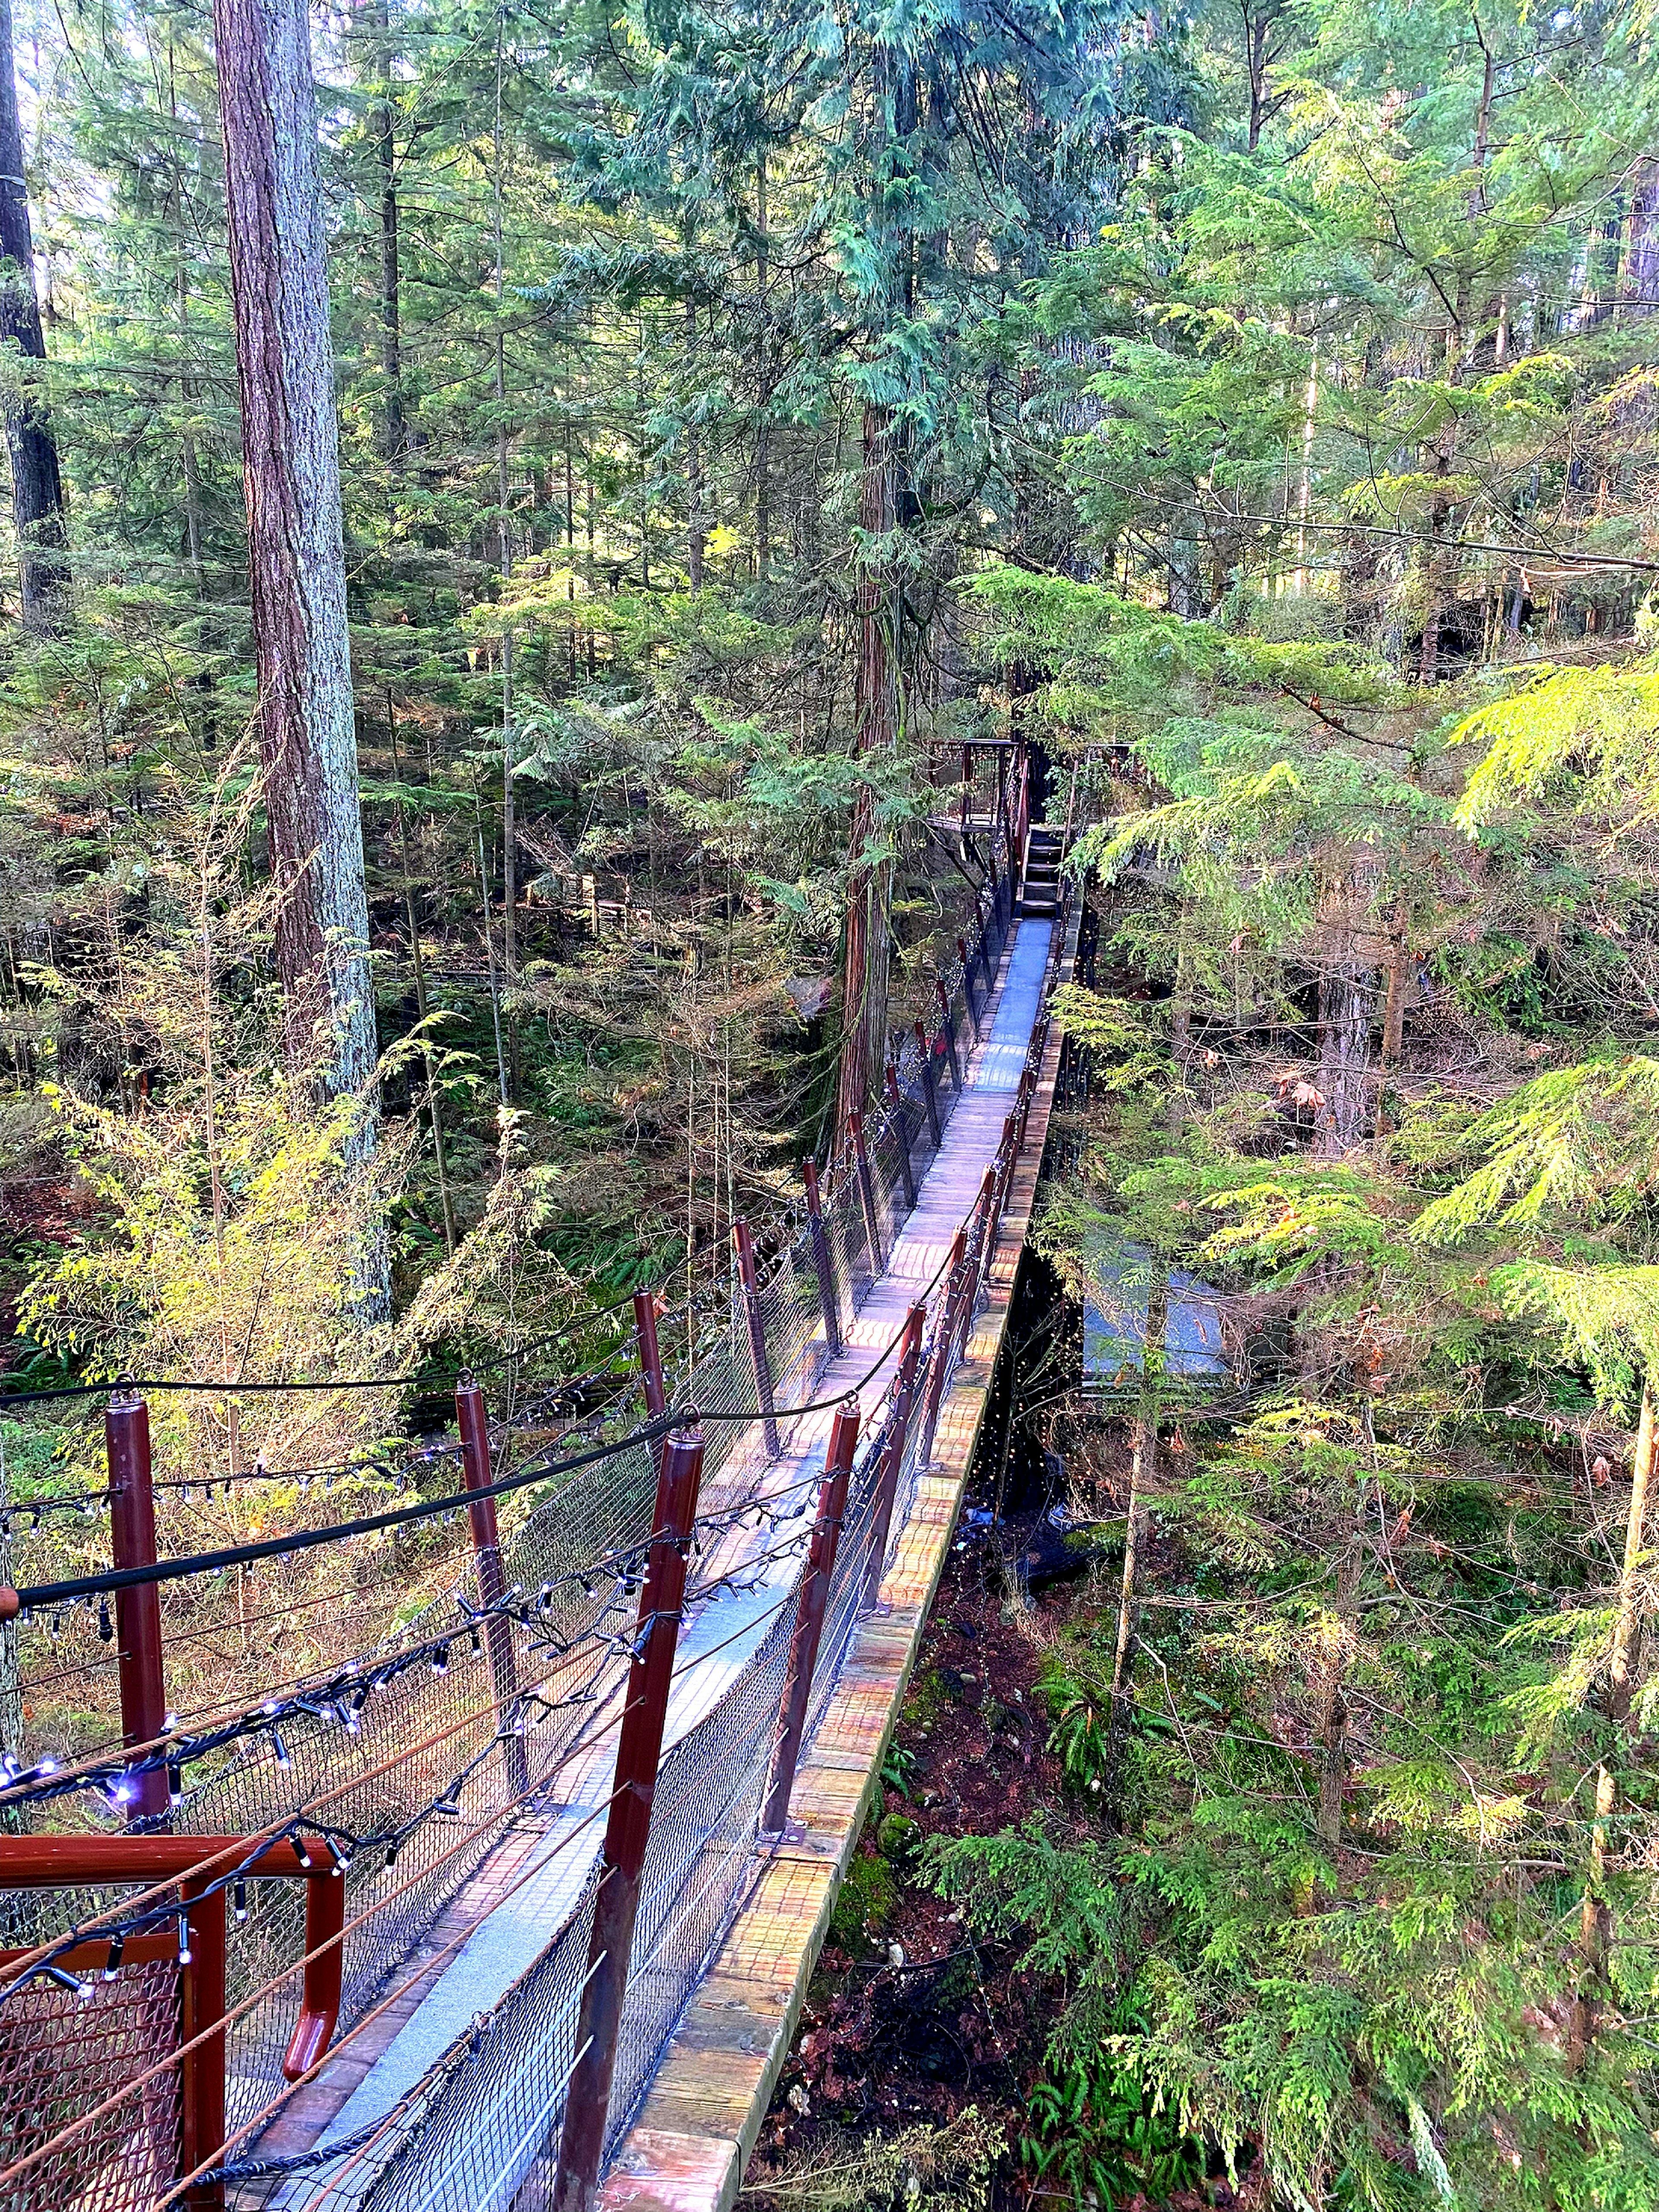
top-left (1017, 821), bottom-right (1064, 917)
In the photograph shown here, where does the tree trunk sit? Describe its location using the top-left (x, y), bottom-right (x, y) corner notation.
top-left (836, 403), bottom-right (897, 1145)
top-left (0, 0), bottom-right (67, 632)
top-left (361, 0), bottom-right (405, 465)
top-left (1315, 960), bottom-right (1374, 1155)
top-left (214, 0), bottom-right (377, 1119)
top-left (754, 157), bottom-right (769, 582)
top-left (686, 294), bottom-right (704, 588)
top-left (1375, 902), bottom-right (1408, 1135)
top-left (1621, 159), bottom-right (1659, 317)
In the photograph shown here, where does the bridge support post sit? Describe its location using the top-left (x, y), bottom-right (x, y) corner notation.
top-left (938, 981), bottom-right (962, 1089)
top-left (979, 1114), bottom-right (1017, 1297)
top-left (457, 1376), bottom-right (527, 1801)
top-left (914, 1021), bottom-right (941, 1148)
top-left (803, 1160), bottom-right (842, 1357)
top-left (849, 1112), bottom-right (884, 1274)
top-left (958, 938), bottom-right (980, 1041)
top-left (552, 1423), bottom-right (705, 2212)
top-left (885, 1065), bottom-right (916, 1209)
top-left (760, 1399), bottom-right (860, 1838)
top-left (734, 1220), bottom-right (781, 1456)
top-left (917, 1228), bottom-right (968, 1466)
top-left (633, 1287), bottom-right (669, 1477)
top-left (179, 1878), bottom-right (227, 2212)
top-left (862, 1306), bottom-right (926, 1611)
top-left (106, 1390), bottom-right (169, 1827)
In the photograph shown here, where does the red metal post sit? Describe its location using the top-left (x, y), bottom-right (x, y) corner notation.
top-left (552, 1424), bottom-right (705, 2212)
top-left (1016, 1062), bottom-right (1036, 1151)
top-left (862, 1305), bottom-right (927, 1609)
top-left (733, 1220), bottom-right (781, 1457)
top-left (884, 1064), bottom-right (917, 1209)
top-left (958, 938), bottom-right (980, 1041)
top-left (917, 1228), bottom-right (968, 1465)
top-left (980, 1113), bottom-right (1018, 1294)
top-left (937, 979), bottom-right (962, 1089)
top-left (849, 1112), bottom-right (884, 1274)
top-left (803, 1160), bottom-right (842, 1357)
top-left (633, 1287), bottom-right (669, 1471)
top-left (178, 1878), bottom-right (226, 2212)
top-left (106, 1390), bottom-right (169, 1827)
top-left (457, 1377), bottom-right (527, 1801)
top-left (282, 1864), bottom-right (346, 2081)
top-left (760, 1400), bottom-right (860, 1837)
top-left (914, 1020), bottom-right (941, 1147)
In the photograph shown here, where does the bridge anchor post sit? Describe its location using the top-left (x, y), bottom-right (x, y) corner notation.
top-left (760, 1399), bottom-right (861, 1839)
top-left (551, 1423), bottom-right (705, 2212)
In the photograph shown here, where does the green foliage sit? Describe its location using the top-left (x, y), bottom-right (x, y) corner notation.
top-left (829, 1847), bottom-right (899, 1951)
top-left (1022, 2044), bottom-right (1205, 2211)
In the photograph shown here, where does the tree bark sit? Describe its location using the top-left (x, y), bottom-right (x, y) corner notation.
top-left (1621, 159), bottom-right (1659, 317)
top-left (836, 403), bottom-right (897, 1146)
top-left (0, 0), bottom-right (67, 632)
top-left (1315, 960), bottom-right (1374, 1155)
top-left (359, 0), bottom-right (405, 465)
top-left (1375, 901), bottom-right (1408, 1135)
top-left (214, 0), bottom-right (377, 1121)
top-left (754, 157), bottom-right (769, 582)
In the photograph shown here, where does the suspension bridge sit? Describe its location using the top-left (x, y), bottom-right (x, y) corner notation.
top-left (0, 814), bottom-right (1078, 2212)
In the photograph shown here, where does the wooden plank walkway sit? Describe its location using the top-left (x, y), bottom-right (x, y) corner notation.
top-left (598, 900), bottom-right (1081, 2212)
top-left (242, 908), bottom-right (1068, 2208)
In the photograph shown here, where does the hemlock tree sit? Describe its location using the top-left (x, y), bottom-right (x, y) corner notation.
top-left (213, 0), bottom-right (377, 1128)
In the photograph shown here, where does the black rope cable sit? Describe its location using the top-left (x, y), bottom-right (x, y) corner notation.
top-left (7, 1246), bottom-right (957, 1614)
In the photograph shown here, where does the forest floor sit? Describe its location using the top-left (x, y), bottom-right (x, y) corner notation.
top-left (743, 1431), bottom-right (1245, 2212)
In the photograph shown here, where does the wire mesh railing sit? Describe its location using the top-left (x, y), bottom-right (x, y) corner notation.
top-left (0, 840), bottom-right (1073, 2212)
